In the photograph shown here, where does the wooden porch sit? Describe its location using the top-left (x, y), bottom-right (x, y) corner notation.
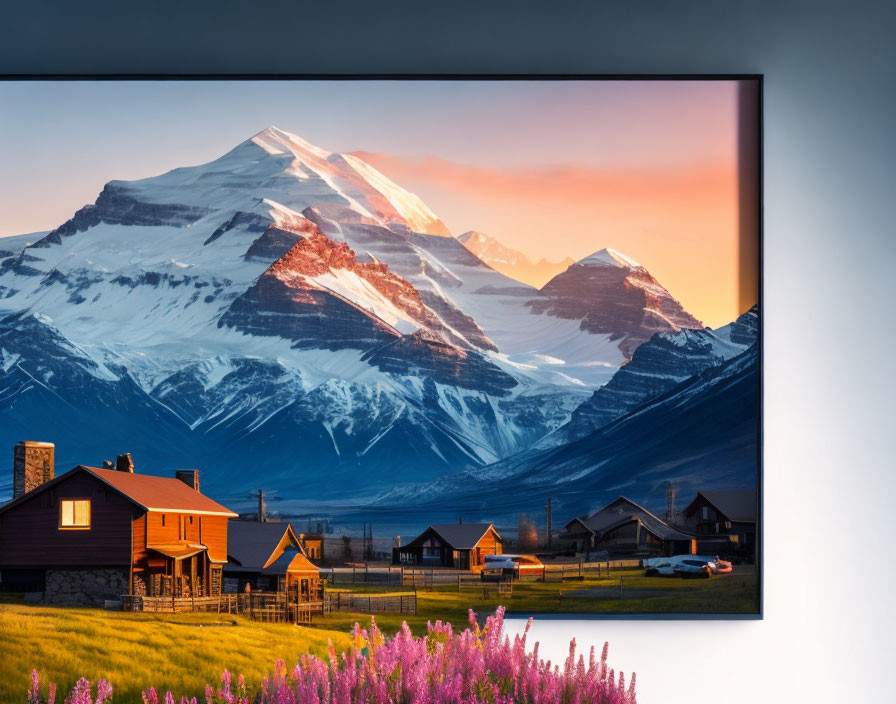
top-left (132, 545), bottom-right (225, 599)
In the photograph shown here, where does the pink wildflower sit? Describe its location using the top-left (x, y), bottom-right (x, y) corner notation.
top-left (33, 607), bottom-right (635, 704)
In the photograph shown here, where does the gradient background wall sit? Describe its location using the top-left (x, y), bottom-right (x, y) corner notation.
top-left (2, 1), bottom-right (894, 702)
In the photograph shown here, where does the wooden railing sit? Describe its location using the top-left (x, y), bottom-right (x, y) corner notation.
top-left (121, 592), bottom-right (324, 624)
top-left (122, 594), bottom-right (237, 613)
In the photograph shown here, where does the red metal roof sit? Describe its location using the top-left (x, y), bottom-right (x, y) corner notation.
top-left (80, 466), bottom-right (237, 516)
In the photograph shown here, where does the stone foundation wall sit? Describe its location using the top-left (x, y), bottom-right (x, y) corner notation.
top-left (45, 568), bottom-right (128, 606)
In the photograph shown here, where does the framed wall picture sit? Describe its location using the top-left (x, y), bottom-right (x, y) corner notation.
top-left (0, 76), bottom-right (761, 622)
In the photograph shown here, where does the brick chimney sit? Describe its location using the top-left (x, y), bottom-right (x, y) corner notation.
top-left (115, 453), bottom-right (134, 472)
top-left (13, 441), bottom-right (55, 499)
top-left (175, 469), bottom-right (200, 492)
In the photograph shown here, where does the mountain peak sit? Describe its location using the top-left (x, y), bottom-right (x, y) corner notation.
top-left (117, 126), bottom-right (450, 238)
top-left (579, 248), bottom-right (642, 269)
top-left (458, 230), bottom-right (490, 245)
top-left (458, 230), bottom-right (530, 265)
top-left (458, 230), bottom-right (575, 288)
top-left (249, 125), bottom-right (331, 160)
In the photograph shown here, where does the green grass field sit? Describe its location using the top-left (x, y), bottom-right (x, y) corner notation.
top-left (322, 565), bottom-right (759, 632)
top-left (0, 567), bottom-right (756, 702)
top-left (0, 596), bottom-right (351, 704)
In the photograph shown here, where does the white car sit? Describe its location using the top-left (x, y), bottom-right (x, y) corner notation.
top-left (482, 553), bottom-right (544, 578)
top-left (644, 555), bottom-right (718, 577)
top-left (483, 554), bottom-right (517, 572)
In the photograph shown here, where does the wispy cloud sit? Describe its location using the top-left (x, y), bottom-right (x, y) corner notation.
top-left (353, 151), bottom-right (742, 328)
top-left (352, 151), bottom-right (734, 210)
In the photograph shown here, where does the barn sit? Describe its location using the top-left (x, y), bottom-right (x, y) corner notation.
top-left (0, 462), bottom-right (236, 605)
top-left (224, 520), bottom-right (322, 601)
top-left (392, 523), bottom-right (503, 571)
top-left (559, 496), bottom-right (696, 558)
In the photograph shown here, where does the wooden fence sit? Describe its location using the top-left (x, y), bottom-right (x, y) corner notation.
top-left (318, 560), bottom-right (642, 593)
top-left (121, 592), bottom-right (324, 624)
top-left (401, 569), bottom-right (434, 588)
top-left (122, 594), bottom-right (238, 614)
top-left (325, 591), bottom-right (417, 615)
top-left (457, 574), bottom-right (512, 597)
top-left (323, 567), bottom-right (404, 586)
top-left (541, 560), bottom-right (641, 580)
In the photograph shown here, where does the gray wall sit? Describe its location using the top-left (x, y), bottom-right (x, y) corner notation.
top-left (3, 1), bottom-right (894, 701)
top-left (45, 568), bottom-right (128, 606)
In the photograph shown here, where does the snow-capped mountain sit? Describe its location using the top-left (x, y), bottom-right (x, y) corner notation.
top-left (372, 343), bottom-right (759, 524)
top-left (0, 126), bottom-right (728, 505)
top-left (541, 305), bottom-right (759, 447)
top-left (457, 230), bottom-right (573, 288)
top-left (528, 247), bottom-right (703, 358)
top-left (0, 311), bottom-right (203, 485)
top-left (0, 127), bottom-right (606, 496)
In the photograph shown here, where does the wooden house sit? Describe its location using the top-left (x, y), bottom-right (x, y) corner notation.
top-left (559, 497), bottom-right (696, 558)
top-left (224, 521), bottom-right (322, 601)
top-left (681, 489), bottom-right (757, 561)
top-left (392, 523), bottom-right (502, 571)
top-left (0, 464), bottom-right (236, 605)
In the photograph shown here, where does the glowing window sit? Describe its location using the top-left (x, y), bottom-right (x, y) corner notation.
top-left (60, 499), bottom-right (91, 528)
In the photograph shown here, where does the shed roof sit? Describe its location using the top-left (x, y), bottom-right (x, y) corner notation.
top-left (226, 521), bottom-right (304, 571)
top-left (584, 497), bottom-right (693, 541)
top-left (685, 490), bottom-right (757, 523)
top-left (262, 549), bottom-right (319, 576)
top-left (148, 544), bottom-right (207, 560)
top-left (429, 523), bottom-right (501, 549)
top-left (0, 465), bottom-right (237, 517)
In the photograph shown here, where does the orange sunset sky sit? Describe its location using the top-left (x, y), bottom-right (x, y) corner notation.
top-left (356, 151), bottom-right (743, 327)
top-left (0, 80), bottom-right (757, 328)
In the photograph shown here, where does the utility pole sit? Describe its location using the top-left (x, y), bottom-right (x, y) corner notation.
top-left (665, 484), bottom-right (677, 525)
top-left (362, 522), bottom-right (373, 561)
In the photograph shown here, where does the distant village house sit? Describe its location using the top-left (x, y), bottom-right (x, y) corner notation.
top-left (681, 489), bottom-right (757, 561)
top-left (559, 496), bottom-right (696, 558)
top-left (393, 523), bottom-right (502, 571)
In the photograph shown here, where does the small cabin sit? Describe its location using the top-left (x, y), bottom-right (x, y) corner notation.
top-left (559, 496), bottom-right (696, 558)
top-left (393, 523), bottom-right (502, 571)
top-left (224, 521), bottom-right (322, 601)
top-left (0, 463), bottom-right (236, 605)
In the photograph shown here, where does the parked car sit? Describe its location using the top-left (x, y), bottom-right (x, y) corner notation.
top-left (673, 558), bottom-right (716, 578)
top-left (644, 554), bottom-right (722, 578)
top-left (483, 553), bottom-right (544, 579)
top-left (482, 554), bottom-right (516, 579)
